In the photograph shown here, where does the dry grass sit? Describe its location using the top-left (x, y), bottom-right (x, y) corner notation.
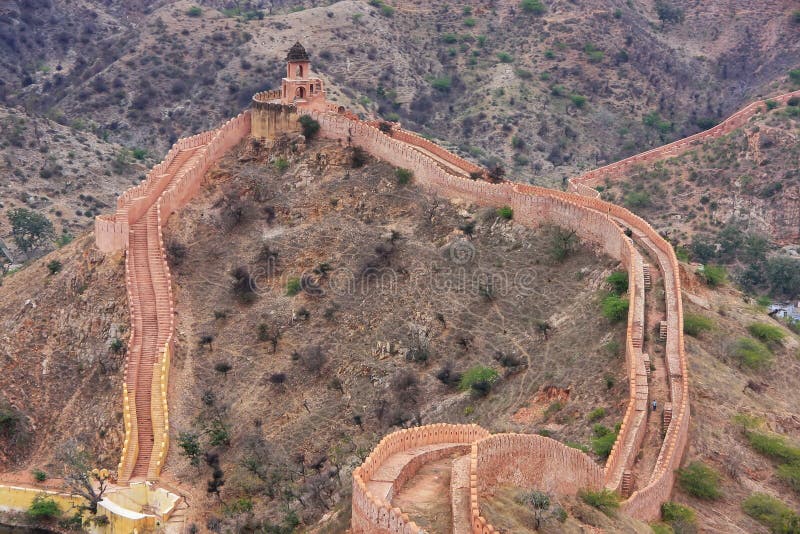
top-left (162, 139), bottom-right (626, 528)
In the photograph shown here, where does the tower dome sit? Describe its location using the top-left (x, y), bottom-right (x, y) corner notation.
top-left (286, 42), bottom-right (310, 62)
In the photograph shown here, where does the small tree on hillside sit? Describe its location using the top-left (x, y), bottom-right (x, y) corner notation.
top-left (7, 208), bottom-right (54, 252)
top-left (299, 115), bottom-right (320, 139)
top-left (58, 447), bottom-right (111, 515)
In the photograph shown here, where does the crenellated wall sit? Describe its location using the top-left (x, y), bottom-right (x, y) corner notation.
top-left (98, 112), bottom-right (252, 484)
top-left (469, 433), bottom-right (605, 532)
top-left (569, 89), bottom-right (800, 193)
top-left (320, 109), bottom-right (690, 529)
top-left (351, 424), bottom-right (490, 534)
top-left (83, 69), bottom-right (800, 533)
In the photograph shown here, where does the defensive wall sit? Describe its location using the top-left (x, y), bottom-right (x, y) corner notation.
top-left (350, 424), bottom-right (490, 534)
top-left (114, 111), bottom-right (251, 485)
top-left (569, 89), bottom-right (800, 193)
top-left (297, 109), bottom-right (688, 530)
top-left (80, 69), bottom-right (800, 533)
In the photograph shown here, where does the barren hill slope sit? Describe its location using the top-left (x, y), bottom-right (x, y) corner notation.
top-left (0, 105), bottom-right (144, 260)
top-left (2, 0), bottom-right (798, 187)
top-left (0, 234), bottom-right (126, 475)
top-left (157, 139), bottom-right (631, 531)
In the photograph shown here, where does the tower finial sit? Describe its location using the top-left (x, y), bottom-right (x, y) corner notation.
top-left (286, 42), bottom-right (310, 62)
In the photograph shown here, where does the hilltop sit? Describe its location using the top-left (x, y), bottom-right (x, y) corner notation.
top-left (1, 0), bottom-right (798, 187)
top-left (159, 138), bottom-right (630, 530)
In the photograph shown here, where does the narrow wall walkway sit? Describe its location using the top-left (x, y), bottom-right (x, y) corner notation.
top-left (123, 145), bottom-right (207, 481)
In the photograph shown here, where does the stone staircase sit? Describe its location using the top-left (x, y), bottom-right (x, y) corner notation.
top-left (123, 146), bottom-right (205, 483)
top-left (642, 263), bottom-right (651, 289)
top-left (662, 403), bottom-right (673, 436)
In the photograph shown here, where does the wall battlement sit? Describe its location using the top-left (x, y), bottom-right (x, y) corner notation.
top-left (83, 39), bottom-right (800, 532)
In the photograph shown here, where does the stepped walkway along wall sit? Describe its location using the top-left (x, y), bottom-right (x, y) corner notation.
top-left (95, 112), bottom-right (251, 484)
top-left (76, 74), bottom-right (798, 532)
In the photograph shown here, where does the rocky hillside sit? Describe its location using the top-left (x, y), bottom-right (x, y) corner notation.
top-left (599, 101), bottom-right (800, 300)
top-left (0, 104), bottom-right (143, 261)
top-left (0, 128), bottom-right (797, 532)
top-left (1, 0), bottom-right (798, 188)
top-left (157, 139), bottom-right (629, 531)
top-left (0, 234), bottom-right (126, 477)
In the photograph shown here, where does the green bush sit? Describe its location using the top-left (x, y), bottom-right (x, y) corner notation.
top-left (520, 0), bottom-right (546, 15)
top-left (683, 313), bottom-right (713, 337)
top-left (286, 277), bottom-right (302, 296)
top-left (298, 115), bottom-right (320, 139)
top-left (699, 264), bottom-right (726, 287)
top-left (591, 424), bottom-right (618, 458)
top-left (497, 52), bottom-right (514, 63)
top-left (395, 168), bottom-right (413, 185)
top-left (110, 337), bottom-right (124, 354)
top-left (732, 337), bottom-right (773, 369)
top-left (186, 6), bottom-right (202, 17)
top-left (601, 294), bottom-right (629, 322)
top-left (661, 501), bottom-right (696, 524)
top-left (463, 17), bottom-right (476, 27)
top-left (459, 366), bottom-right (499, 392)
top-left (677, 461), bottom-right (722, 500)
top-left (747, 323), bottom-right (786, 346)
top-left (32, 469), bottom-right (47, 482)
top-left (624, 190), bottom-right (651, 209)
top-left (441, 33), bottom-right (458, 44)
top-left (606, 271), bottom-right (628, 295)
top-left (274, 158), bottom-right (289, 172)
top-left (497, 206), bottom-right (513, 220)
top-left (746, 431), bottom-right (800, 464)
top-left (777, 463), bottom-right (800, 493)
top-left (47, 259), bottom-right (62, 275)
top-left (587, 407), bottom-right (606, 422)
top-left (7, 207), bottom-right (54, 252)
top-left (578, 489), bottom-right (620, 516)
top-left (27, 494), bottom-right (61, 519)
top-left (430, 77), bottom-right (452, 92)
top-left (178, 432), bottom-right (202, 466)
top-left (742, 493), bottom-right (800, 533)
top-left (570, 94), bottom-right (587, 108)
top-left (789, 69), bottom-right (800, 84)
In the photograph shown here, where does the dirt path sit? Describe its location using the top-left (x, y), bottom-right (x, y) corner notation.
top-left (392, 454), bottom-right (460, 533)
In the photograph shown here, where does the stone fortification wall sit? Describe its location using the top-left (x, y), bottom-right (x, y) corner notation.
top-left (351, 424), bottom-right (490, 534)
top-left (322, 109), bottom-right (685, 528)
top-left (103, 113), bottom-right (251, 484)
top-left (391, 129), bottom-right (483, 176)
top-left (570, 89), bottom-right (800, 193)
top-left (469, 433), bottom-right (605, 533)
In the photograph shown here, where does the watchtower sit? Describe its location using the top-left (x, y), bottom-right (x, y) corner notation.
top-left (281, 42), bottom-right (326, 107)
top-left (251, 42), bottom-right (329, 140)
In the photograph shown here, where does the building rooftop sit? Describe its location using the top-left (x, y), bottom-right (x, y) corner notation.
top-left (286, 42), bottom-right (310, 62)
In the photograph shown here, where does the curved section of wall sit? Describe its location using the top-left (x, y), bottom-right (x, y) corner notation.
top-left (351, 424), bottom-right (490, 534)
top-left (320, 110), bottom-right (690, 526)
top-left (469, 434), bottom-right (604, 532)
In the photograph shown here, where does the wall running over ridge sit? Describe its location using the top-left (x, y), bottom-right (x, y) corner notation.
top-left (303, 110), bottom-right (690, 530)
top-left (97, 112), bottom-right (251, 485)
top-left (569, 89), bottom-right (800, 194)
